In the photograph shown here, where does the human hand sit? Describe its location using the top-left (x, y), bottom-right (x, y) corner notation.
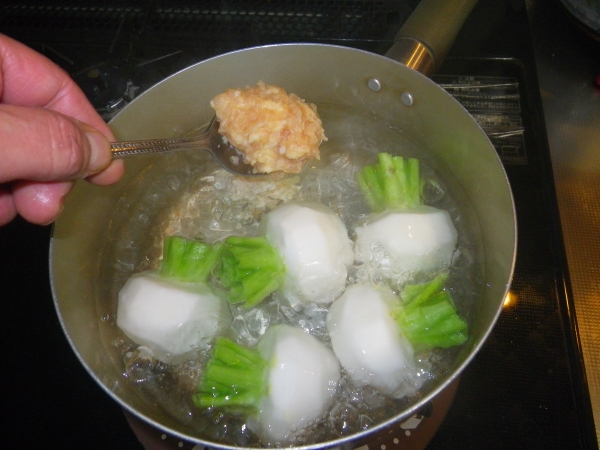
top-left (0, 34), bottom-right (124, 226)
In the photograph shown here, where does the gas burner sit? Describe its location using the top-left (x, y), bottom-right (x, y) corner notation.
top-left (74, 64), bottom-right (139, 120)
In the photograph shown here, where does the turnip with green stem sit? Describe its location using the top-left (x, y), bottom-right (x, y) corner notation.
top-left (326, 273), bottom-right (467, 398)
top-left (194, 324), bottom-right (341, 444)
top-left (355, 152), bottom-right (458, 286)
top-left (215, 201), bottom-right (353, 308)
top-left (117, 236), bottom-right (231, 363)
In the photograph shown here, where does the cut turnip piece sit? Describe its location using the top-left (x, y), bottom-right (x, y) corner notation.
top-left (355, 206), bottom-right (458, 285)
top-left (194, 324), bottom-right (341, 444)
top-left (117, 272), bottom-right (231, 362)
top-left (262, 202), bottom-right (353, 305)
top-left (326, 283), bottom-right (423, 399)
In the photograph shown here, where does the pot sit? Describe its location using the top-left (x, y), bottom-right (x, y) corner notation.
top-left (557, 0), bottom-right (600, 42)
top-left (50, 0), bottom-right (516, 448)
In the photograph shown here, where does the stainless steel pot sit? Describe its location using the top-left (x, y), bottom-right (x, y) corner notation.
top-left (557, 0), bottom-right (600, 42)
top-left (50, 0), bottom-right (516, 448)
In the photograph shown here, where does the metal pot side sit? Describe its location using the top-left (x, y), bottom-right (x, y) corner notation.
top-left (50, 44), bottom-right (516, 449)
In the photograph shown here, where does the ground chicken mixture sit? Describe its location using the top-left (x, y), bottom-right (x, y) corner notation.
top-left (210, 81), bottom-right (326, 174)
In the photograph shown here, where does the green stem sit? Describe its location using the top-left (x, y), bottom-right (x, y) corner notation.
top-left (194, 337), bottom-right (267, 410)
top-left (393, 273), bottom-right (468, 349)
top-left (406, 157), bottom-right (421, 208)
top-left (160, 236), bottom-right (223, 283)
top-left (401, 273), bottom-right (449, 311)
top-left (216, 236), bottom-right (286, 307)
top-left (379, 153), bottom-right (403, 208)
top-left (357, 165), bottom-right (384, 212)
top-left (211, 337), bottom-right (265, 367)
top-left (357, 152), bottom-right (423, 212)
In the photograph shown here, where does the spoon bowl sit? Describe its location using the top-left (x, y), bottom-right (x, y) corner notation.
top-left (110, 117), bottom-right (258, 175)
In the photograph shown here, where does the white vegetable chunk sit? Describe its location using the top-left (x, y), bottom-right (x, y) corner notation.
top-left (251, 324), bottom-right (341, 443)
top-left (355, 206), bottom-right (458, 285)
top-left (326, 284), bottom-right (423, 398)
top-left (262, 202), bottom-right (353, 304)
top-left (117, 272), bottom-right (231, 362)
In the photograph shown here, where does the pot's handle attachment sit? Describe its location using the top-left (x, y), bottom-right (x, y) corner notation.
top-left (385, 0), bottom-right (478, 76)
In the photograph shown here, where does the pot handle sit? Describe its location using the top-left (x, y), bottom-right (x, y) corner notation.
top-left (385, 0), bottom-right (478, 76)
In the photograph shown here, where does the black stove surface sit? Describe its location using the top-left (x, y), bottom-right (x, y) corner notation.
top-left (0, 1), bottom-right (596, 449)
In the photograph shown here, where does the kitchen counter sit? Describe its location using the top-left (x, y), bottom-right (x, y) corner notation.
top-left (527, 0), bottom-right (600, 444)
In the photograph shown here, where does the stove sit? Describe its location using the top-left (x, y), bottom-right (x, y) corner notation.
top-left (1, 1), bottom-right (597, 449)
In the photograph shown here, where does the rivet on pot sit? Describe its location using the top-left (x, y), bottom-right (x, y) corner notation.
top-left (367, 78), bottom-right (382, 92)
top-left (401, 92), bottom-right (414, 106)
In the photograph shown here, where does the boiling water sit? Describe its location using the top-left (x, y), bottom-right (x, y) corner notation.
top-left (97, 104), bottom-right (484, 447)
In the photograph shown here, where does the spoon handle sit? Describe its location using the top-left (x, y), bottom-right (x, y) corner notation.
top-left (111, 133), bottom-right (210, 158)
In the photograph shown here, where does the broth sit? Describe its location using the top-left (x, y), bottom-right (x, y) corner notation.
top-left (96, 103), bottom-right (484, 447)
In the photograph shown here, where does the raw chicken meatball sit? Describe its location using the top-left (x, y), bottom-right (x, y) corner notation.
top-left (210, 81), bottom-right (326, 174)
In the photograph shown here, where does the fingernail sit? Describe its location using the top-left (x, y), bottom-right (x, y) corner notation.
top-left (83, 127), bottom-right (111, 175)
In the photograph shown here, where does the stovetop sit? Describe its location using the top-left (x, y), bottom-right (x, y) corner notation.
top-left (1, 1), bottom-right (597, 449)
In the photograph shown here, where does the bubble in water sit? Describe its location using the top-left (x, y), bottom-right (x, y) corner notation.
top-left (123, 347), bottom-right (156, 383)
top-left (329, 402), bottom-right (360, 436)
top-left (277, 302), bottom-right (328, 338)
top-left (356, 385), bottom-right (389, 410)
top-left (230, 302), bottom-right (278, 345)
top-left (370, 241), bottom-right (385, 253)
top-left (245, 308), bottom-right (271, 335)
top-left (210, 202), bottom-right (224, 220)
top-left (230, 316), bottom-right (255, 346)
top-left (280, 304), bottom-right (298, 323)
top-left (360, 414), bottom-right (376, 430)
top-left (422, 179), bottom-right (445, 204)
top-left (208, 220), bottom-right (224, 231)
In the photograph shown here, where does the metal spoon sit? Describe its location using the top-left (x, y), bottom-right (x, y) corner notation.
top-left (110, 117), bottom-right (257, 175)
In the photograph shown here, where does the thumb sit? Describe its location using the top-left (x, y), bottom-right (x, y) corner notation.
top-left (0, 104), bottom-right (112, 183)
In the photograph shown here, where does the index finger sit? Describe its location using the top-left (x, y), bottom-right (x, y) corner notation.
top-left (0, 33), bottom-right (113, 139)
